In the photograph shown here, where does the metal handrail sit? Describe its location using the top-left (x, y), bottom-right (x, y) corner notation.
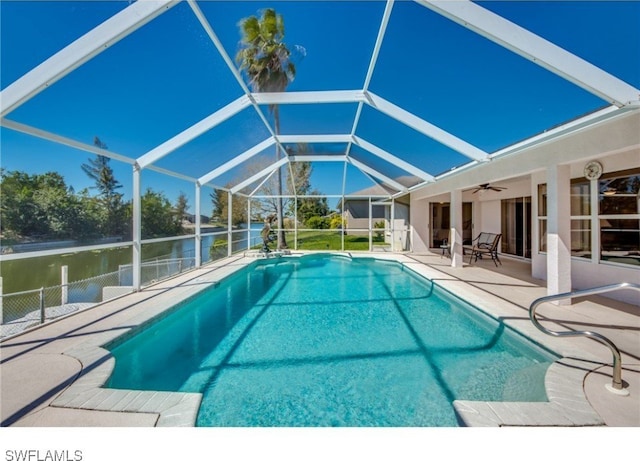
top-left (529, 282), bottom-right (640, 395)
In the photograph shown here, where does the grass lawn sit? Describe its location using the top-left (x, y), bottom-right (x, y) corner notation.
top-left (294, 230), bottom-right (385, 251)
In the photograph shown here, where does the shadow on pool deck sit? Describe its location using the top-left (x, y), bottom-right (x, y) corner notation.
top-left (1, 251), bottom-right (638, 427)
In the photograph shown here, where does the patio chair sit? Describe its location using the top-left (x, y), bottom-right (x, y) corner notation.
top-left (467, 233), bottom-right (502, 266)
top-left (439, 229), bottom-right (452, 258)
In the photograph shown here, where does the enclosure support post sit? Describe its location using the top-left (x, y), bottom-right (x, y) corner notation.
top-left (294, 196), bottom-right (298, 251)
top-left (61, 265), bottom-right (68, 305)
top-left (228, 191), bottom-right (233, 257)
top-left (39, 287), bottom-right (45, 324)
top-left (195, 182), bottom-right (202, 268)
top-left (391, 198), bottom-right (396, 252)
top-left (132, 165), bottom-right (142, 291)
top-left (0, 276), bottom-right (3, 324)
top-left (247, 199), bottom-right (252, 251)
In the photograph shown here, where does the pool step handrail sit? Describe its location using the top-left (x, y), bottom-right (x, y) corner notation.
top-left (529, 282), bottom-right (640, 396)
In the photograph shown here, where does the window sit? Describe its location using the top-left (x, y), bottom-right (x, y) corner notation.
top-left (599, 168), bottom-right (640, 266)
top-left (537, 178), bottom-right (591, 258)
top-left (571, 179), bottom-right (591, 259)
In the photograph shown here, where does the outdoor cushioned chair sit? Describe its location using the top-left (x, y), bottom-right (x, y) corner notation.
top-left (466, 232), bottom-right (502, 266)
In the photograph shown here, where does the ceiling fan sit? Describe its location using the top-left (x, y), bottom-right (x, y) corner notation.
top-left (464, 183), bottom-right (507, 194)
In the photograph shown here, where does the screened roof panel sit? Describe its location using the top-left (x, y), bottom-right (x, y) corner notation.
top-left (6, 1), bottom-right (244, 157)
top-left (349, 145), bottom-right (423, 190)
top-left (267, 103), bottom-right (359, 135)
top-left (199, 0), bottom-right (385, 92)
top-left (354, 106), bottom-right (472, 177)
top-left (344, 162), bottom-right (386, 196)
top-left (478, 1), bottom-right (640, 88)
top-left (236, 162), bottom-right (294, 196)
top-left (154, 107), bottom-right (271, 178)
top-left (0, 126), bottom-right (133, 197)
top-left (1, 1), bottom-right (638, 204)
top-left (0, 1), bottom-right (130, 89)
top-left (370, 1), bottom-right (607, 154)
top-left (212, 146), bottom-right (280, 191)
top-left (304, 162), bottom-right (348, 196)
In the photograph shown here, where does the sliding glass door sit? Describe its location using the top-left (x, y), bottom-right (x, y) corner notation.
top-left (431, 202), bottom-right (472, 247)
top-left (501, 197), bottom-right (532, 258)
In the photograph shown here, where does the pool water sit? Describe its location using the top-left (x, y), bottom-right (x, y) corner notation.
top-left (106, 254), bottom-right (555, 427)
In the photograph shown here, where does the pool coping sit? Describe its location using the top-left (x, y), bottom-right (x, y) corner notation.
top-left (50, 252), bottom-right (607, 427)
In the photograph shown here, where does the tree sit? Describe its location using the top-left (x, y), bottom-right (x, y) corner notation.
top-left (141, 189), bottom-right (181, 239)
top-left (298, 191), bottom-right (330, 226)
top-left (239, 157), bottom-right (312, 228)
top-left (175, 192), bottom-right (189, 231)
top-left (0, 170), bottom-right (102, 241)
top-left (237, 8), bottom-right (301, 249)
top-left (81, 137), bottom-right (126, 237)
top-left (210, 188), bottom-right (247, 226)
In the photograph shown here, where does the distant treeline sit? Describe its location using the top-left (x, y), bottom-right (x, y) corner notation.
top-left (0, 168), bottom-right (189, 243)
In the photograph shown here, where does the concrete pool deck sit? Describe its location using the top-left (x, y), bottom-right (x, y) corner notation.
top-left (1, 251), bottom-right (638, 427)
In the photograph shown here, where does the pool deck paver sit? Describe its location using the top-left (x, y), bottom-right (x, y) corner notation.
top-left (1, 251), bottom-right (638, 427)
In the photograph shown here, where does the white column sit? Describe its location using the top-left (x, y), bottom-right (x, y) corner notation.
top-left (61, 265), bottom-right (68, 305)
top-left (450, 189), bottom-right (464, 267)
top-left (547, 164), bottom-right (572, 303)
top-left (368, 196), bottom-right (373, 252)
top-left (195, 183), bottom-right (202, 268)
top-left (132, 165), bottom-right (142, 291)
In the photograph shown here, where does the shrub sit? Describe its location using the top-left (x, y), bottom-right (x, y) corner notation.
top-left (306, 216), bottom-right (330, 229)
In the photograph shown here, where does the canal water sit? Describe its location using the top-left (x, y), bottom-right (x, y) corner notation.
top-left (1, 225), bottom-right (264, 295)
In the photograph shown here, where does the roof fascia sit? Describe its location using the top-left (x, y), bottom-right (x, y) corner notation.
top-left (137, 95), bottom-right (250, 169)
top-left (417, 0), bottom-right (640, 107)
top-left (198, 138), bottom-right (275, 186)
top-left (1, 0), bottom-right (179, 118)
top-left (365, 91), bottom-right (490, 162)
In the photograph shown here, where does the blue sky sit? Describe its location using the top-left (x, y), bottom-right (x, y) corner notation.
top-left (1, 0), bottom-right (639, 216)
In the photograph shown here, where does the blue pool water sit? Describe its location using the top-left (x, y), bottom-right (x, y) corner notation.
top-left (106, 254), bottom-right (555, 426)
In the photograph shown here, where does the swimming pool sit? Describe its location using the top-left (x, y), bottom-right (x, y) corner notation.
top-left (106, 254), bottom-right (555, 426)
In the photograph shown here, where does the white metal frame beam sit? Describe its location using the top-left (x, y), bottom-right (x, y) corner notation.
top-left (277, 134), bottom-right (352, 144)
top-left (137, 95), bottom-right (251, 169)
top-left (198, 138), bottom-right (275, 186)
top-left (289, 155), bottom-right (348, 162)
top-left (252, 90), bottom-right (366, 105)
top-left (230, 157), bottom-right (289, 194)
top-left (348, 158), bottom-right (406, 192)
top-left (417, 0), bottom-right (640, 107)
top-left (0, 0), bottom-right (179, 118)
top-left (348, 0), bottom-right (395, 156)
top-left (365, 91), bottom-right (490, 162)
top-left (1, 118), bottom-right (135, 165)
top-left (352, 136), bottom-right (434, 182)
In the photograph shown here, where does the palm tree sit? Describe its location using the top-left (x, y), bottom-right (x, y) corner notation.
top-left (237, 8), bottom-right (298, 249)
